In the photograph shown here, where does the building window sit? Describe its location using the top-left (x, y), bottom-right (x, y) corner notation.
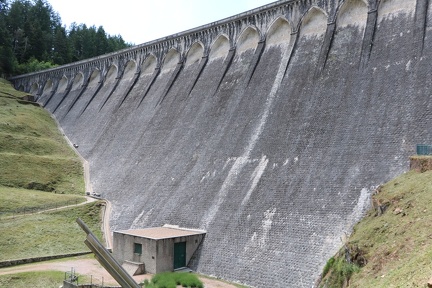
top-left (134, 243), bottom-right (142, 255)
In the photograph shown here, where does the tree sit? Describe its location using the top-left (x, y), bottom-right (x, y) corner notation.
top-left (95, 25), bottom-right (108, 55)
top-left (0, 0), bottom-right (17, 75)
top-left (2, 0), bottom-right (132, 76)
top-left (7, 0), bottom-right (31, 62)
top-left (52, 24), bottom-right (70, 64)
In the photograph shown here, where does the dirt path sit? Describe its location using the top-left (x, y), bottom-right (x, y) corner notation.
top-left (0, 257), bottom-right (239, 287)
top-left (101, 198), bottom-right (113, 249)
top-left (36, 196), bottom-right (97, 213)
top-left (2, 196), bottom-right (97, 220)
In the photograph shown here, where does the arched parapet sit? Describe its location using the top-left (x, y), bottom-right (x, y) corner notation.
top-left (56, 75), bottom-right (69, 94)
top-left (298, 6), bottom-right (329, 38)
top-left (377, 0), bottom-right (416, 23)
top-left (122, 60), bottom-right (138, 80)
top-left (7, 0), bottom-right (351, 92)
top-left (335, 0), bottom-right (369, 29)
top-left (185, 42), bottom-right (205, 66)
top-left (88, 69), bottom-right (102, 88)
top-left (141, 54), bottom-right (158, 75)
top-left (71, 72), bottom-right (85, 91)
top-left (209, 34), bottom-right (231, 61)
top-left (29, 82), bottom-right (39, 95)
top-left (265, 16), bottom-right (293, 48)
top-left (161, 48), bottom-right (181, 73)
top-left (103, 64), bottom-right (119, 85)
top-left (235, 26), bottom-right (261, 54)
top-left (42, 79), bottom-right (53, 95)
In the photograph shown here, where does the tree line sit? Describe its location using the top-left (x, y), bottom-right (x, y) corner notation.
top-left (0, 0), bottom-right (133, 77)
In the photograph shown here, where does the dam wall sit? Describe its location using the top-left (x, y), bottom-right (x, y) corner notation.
top-left (10, 0), bottom-right (432, 286)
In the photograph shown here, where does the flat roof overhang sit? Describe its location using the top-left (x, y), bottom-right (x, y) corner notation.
top-left (115, 225), bottom-right (206, 240)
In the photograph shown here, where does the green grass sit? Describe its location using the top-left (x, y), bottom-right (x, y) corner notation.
top-left (0, 79), bottom-right (105, 286)
top-left (0, 201), bottom-right (103, 261)
top-left (0, 187), bottom-right (85, 216)
top-left (0, 78), bottom-right (29, 99)
top-left (0, 79), bottom-right (98, 261)
top-left (319, 169), bottom-right (432, 287)
top-left (0, 153), bottom-right (83, 194)
top-left (0, 79), bottom-right (84, 195)
top-left (0, 271), bottom-right (66, 288)
top-left (143, 272), bottom-right (203, 288)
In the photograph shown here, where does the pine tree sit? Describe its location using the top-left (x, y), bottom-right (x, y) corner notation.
top-left (2, 0), bottom-right (132, 75)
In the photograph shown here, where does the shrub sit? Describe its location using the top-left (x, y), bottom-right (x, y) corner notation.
top-left (145, 272), bottom-right (203, 288)
top-left (320, 255), bottom-right (360, 288)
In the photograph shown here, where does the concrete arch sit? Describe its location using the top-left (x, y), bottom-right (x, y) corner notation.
top-left (377, 0), bottom-right (416, 23)
top-left (30, 82), bottom-right (39, 95)
top-left (88, 69), bottom-right (101, 88)
top-left (266, 17), bottom-right (292, 47)
top-left (336, 0), bottom-right (368, 28)
top-left (236, 26), bottom-right (260, 54)
top-left (57, 76), bottom-right (68, 93)
top-left (209, 34), bottom-right (230, 61)
top-left (162, 48), bottom-right (180, 72)
top-left (105, 65), bottom-right (118, 85)
top-left (185, 42), bottom-right (204, 66)
top-left (42, 79), bottom-right (53, 94)
top-left (71, 72), bottom-right (84, 91)
top-left (142, 54), bottom-right (157, 74)
top-left (123, 60), bottom-right (138, 80)
top-left (299, 6), bottom-right (328, 37)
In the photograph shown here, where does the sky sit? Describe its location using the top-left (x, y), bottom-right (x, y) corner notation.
top-left (47, 0), bottom-right (278, 45)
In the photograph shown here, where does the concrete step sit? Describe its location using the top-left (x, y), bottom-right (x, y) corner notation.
top-left (122, 260), bottom-right (145, 276)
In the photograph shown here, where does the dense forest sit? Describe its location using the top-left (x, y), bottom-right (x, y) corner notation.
top-left (0, 0), bottom-right (132, 77)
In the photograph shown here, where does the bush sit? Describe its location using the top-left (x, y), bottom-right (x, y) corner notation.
top-left (145, 272), bottom-right (203, 288)
top-left (16, 58), bottom-right (58, 74)
top-left (320, 256), bottom-right (360, 288)
top-left (322, 257), bottom-right (335, 277)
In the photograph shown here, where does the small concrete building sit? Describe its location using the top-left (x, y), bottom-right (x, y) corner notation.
top-left (113, 225), bottom-right (206, 275)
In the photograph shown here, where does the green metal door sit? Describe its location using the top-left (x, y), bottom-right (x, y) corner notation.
top-left (173, 242), bottom-right (186, 269)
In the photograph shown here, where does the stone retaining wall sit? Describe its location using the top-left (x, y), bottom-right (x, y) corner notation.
top-left (0, 252), bottom-right (91, 268)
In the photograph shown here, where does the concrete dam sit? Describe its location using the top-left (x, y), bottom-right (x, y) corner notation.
top-left (10, 0), bottom-right (432, 286)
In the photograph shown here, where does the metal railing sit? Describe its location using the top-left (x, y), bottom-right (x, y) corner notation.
top-left (64, 268), bottom-right (121, 288)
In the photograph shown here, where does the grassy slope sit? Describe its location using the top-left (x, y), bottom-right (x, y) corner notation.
top-left (0, 187), bottom-right (85, 216)
top-left (319, 169), bottom-right (432, 287)
top-left (0, 201), bottom-right (103, 261)
top-left (0, 79), bottom-right (102, 261)
top-left (0, 271), bottom-right (66, 288)
top-left (0, 78), bottom-right (84, 194)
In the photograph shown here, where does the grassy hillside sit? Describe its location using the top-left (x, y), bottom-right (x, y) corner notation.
top-left (0, 202), bottom-right (103, 261)
top-left (0, 271), bottom-right (66, 288)
top-left (0, 79), bottom-right (102, 261)
top-left (0, 78), bottom-right (84, 194)
top-left (319, 168), bottom-right (432, 287)
top-left (0, 186), bottom-right (85, 217)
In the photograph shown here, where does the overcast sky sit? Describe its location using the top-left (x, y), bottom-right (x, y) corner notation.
top-left (47, 0), bottom-right (278, 45)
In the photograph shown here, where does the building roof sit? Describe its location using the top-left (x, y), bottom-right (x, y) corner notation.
top-left (115, 225), bottom-right (206, 240)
